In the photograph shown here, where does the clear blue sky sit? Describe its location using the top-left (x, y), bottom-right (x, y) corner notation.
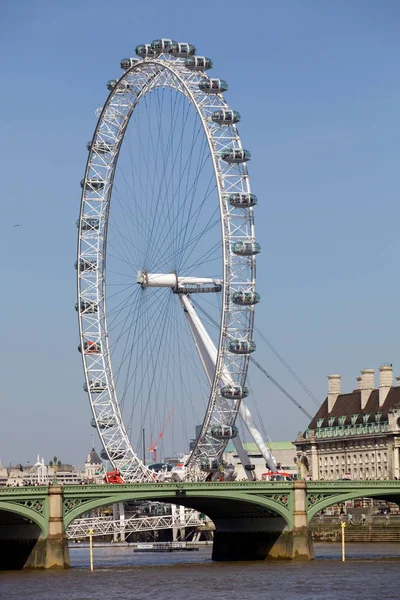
top-left (0, 0), bottom-right (399, 467)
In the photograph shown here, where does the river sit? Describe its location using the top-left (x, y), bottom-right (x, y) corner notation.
top-left (1, 543), bottom-right (400, 600)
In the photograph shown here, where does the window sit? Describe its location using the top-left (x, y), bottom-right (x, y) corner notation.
top-left (339, 415), bottom-right (346, 426)
top-left (328, 417), bottom-right (335, 427)
top-left (317, 418), bottom-right (324, 428)
top-left (351, 414), bottom-right (359, 425)
top-left (363, 413), bottom-right (370, 423)
top-left (375, 412), bottom-right (382, 423)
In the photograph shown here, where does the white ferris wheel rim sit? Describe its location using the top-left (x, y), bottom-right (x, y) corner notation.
top-left (77, 42), bottom-right (258, 482)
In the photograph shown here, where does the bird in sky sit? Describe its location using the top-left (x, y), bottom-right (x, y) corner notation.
top-left (12, 224), bottom-right (22, 227)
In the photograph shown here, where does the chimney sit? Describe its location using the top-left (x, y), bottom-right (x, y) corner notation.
top-left (360, 368), bottom-right (374, 410)
top-left (356, 376), bottom-right (362, 390)
top-left (328, 374), bottom-right (341, 412)
top-left (396, 375), bottom-right (400, 387)
top-left (379, 364), bottom-right (393, 407)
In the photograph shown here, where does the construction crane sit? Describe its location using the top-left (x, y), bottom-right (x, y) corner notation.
top-left (148, 409), bottom-right (175, 463)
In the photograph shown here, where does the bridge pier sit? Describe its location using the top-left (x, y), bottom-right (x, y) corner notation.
top-left (212, 482), bottom-right (314, 561)
top-left (25, 486), bottom-right (70, 569)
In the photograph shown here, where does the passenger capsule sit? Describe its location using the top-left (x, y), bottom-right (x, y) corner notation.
top-left (227, 193), bottom-right (257, 208)
top-left (212, 109), bottom-right (240, 124)
top-left (232, 240), bottom-right (261, 256)
top-left (91, 417), bottom-right (116, 429)
top-left (211, 425), bottom-right (239, 440)
top-left (244, 464), bottom-right (255, 471)
top-left (101, 448), bottom-right (124, 460)
top-left (231, 291), bottom-right (260, 306)
top-left (228, 339), bottom-right (256, 354)
top-left (85, 380), bottom-right (107, 393)
top-left (81, 178), bottom-right (105, 192)
top-left (136, 43), bottom-right (157, 58)
top-left (87, 140), bottom-right (113, 154)
top-left (169, 42), bottom-right (196, 57)
top-left (184, 56), bottom-right (213, 71)
top-left (107, 79), bottom-right (133, 94)
top-left (220, 149), bottom-right (251, 164)
top-left (220, 385), bottom-right (249, 399)
top-left (151, 39), bottom-right (174, 52)
top-left (75, 259), bottom-right (97, 272)
top-left (78, 340), bottom-right (101, 354)
top-left (200, 458), bottom-right (220, 472)
top-left (199, 79), bottom-right (228, 94)
top-left (120, 57), bottom-right (141, 70)
top-left (75, 301), bottom-right (98, 314)
top-left (78, 217), bottom-right (100, 231)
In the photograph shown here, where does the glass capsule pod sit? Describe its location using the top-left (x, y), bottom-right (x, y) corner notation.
top-left (85, 380), bottom-right (107, 393)
top-left (107, 79), bottom-right (133, 94)
top-left (220, 385), bottom-right (249, 399)
top-left (87, 140), bottom-right (113, 154)
top-left (75, 258), bottom-right (97, 272)
top-left (198, 79), bottom-right (228, 94)
top-left (184, 56), bottom-right (213, 71)
top-left (78, 217), bottom-right (100, 231)
top-left (220, 149), bottom-right (251, 163)
top-left (120, 57), bottom-right (141, 70)
top-left (107, 449), bottom-right (125, 460)
top-left (212, 109), bottom-right (241, 124)
top-left (211, 425), bottom-right (239, 439)
top-left (78, 340), bottom-right (102, 354)
top-left (228, 339), bottom-right (256, 354)
top-left (232, 240), bottom-right (261, 256)
top-left (136, 43), bottom-right (157, 58)
top-left (169, 42), bottom-right (196, 57)
top-left (227, 193), bottom-right (257, 208)
top-left (200, 458), bottom-right (220, 472)
top-left (75, 301), bottom-right (98, 314)
top-left (151, 39), bottom-right (174, 52)
top-left (244, 464), bottom-right (256, 471)
top-left (91, 417), bottom-right (116, 430)
top-left (231, 291), bottom-right (260, 306)
top-left (81, 178), bottom-right (105, 192)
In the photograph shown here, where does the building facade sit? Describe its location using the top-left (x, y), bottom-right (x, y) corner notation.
top-left (295, 365), bottom-right (400, 481)
top-left (223, 441), bottom-right (297, 480)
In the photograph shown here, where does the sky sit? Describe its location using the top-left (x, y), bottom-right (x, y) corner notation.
top-left (0, 0), bottom-right (399, 468)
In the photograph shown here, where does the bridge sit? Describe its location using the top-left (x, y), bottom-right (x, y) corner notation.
top-left (1, 480), bottom-right (400, 569)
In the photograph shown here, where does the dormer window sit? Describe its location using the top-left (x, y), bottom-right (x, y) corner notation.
top-left (375, 412), bottom-right (382, 423)
top-left (363, 413), bottom-right (370, 424)
top-left (317, 418), bottom-right (324, 428)
top-left (338, 416), bottom-right (346, 426)
top-left (351, 414), bottom-right (359, 425)
top-left (328, 417), bottom-right (335, 427)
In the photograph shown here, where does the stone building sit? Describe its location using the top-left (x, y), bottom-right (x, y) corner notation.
top-left (295, 365), bottom-right (400, 481)
top-left (223, 441), bottom-right (297, 480)
top-left (85, 447), bottom-right (103, 482)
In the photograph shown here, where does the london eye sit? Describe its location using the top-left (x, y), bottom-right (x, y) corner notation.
top-left (77, 38), bottom-right (273, 482)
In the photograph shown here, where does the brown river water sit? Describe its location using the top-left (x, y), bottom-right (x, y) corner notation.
top-left (1, 543), bottom-right (400, 600)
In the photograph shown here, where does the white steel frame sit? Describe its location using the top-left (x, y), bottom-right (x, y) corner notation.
top-left (77, 44), bottom-right (258, 482)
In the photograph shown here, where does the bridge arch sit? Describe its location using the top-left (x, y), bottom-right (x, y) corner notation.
top-left (0, 501), bottom-right (47, 536)
top-left (308, 488), bottom-right (400, 521)
top-left (64, 489), bottom-right (292, 530)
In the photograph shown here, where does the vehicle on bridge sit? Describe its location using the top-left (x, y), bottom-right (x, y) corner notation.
top-left (261, 471), bottom-right (293, 482)
top-left (103, 468), bottom-right (124, 484)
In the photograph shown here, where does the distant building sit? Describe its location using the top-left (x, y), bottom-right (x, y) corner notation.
top-left (223, 441), bottom-right (297, 480)
top-left (295, 365), bottom-right (400, 481)
top-left (85, 447), bottom-right (103, 482)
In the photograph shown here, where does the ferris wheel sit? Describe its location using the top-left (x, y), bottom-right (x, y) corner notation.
top-left (77, 38), bottom-right (273, 482)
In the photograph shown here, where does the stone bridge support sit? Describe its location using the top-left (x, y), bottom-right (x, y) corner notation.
top-left (25, 486), bottom-right (70, 569)
top-left (212, 481), bottom-right (314, 561)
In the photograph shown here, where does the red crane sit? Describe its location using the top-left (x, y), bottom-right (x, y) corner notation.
top-left (148, 409), bottom-right (175, 463)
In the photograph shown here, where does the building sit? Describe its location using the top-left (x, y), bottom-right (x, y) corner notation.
top-left (85, 447), bottom-right (103, 482)
top-left (295, 365), bottom-right (400, 481)
top-left (223, 441), bottom-right (297, 480)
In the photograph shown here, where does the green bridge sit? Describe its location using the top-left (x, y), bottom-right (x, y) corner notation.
top-left (1, 480), bottom-right (400, 569)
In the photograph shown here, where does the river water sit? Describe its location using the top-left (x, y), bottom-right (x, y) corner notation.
top-left (1, 543), bottom-right (400, 600)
